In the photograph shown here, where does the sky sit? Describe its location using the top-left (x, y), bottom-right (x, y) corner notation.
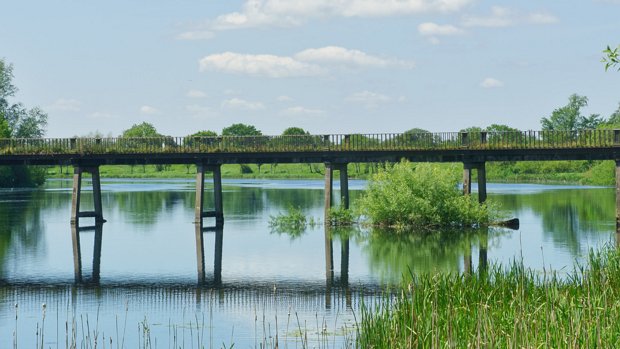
top-left (1, 0), bottom-right (619, 138)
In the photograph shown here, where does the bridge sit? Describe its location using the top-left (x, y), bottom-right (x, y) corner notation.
top-left (1, 129), bottom-right (620, 228)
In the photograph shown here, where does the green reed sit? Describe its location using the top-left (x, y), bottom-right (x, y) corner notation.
top-left (357, 245), bottom-right (620, 348)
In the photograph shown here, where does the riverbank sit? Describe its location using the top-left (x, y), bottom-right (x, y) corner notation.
top-left (358, 246), bottom-right (620, 348)
top-left (45, 160), bottom-right (615, 185)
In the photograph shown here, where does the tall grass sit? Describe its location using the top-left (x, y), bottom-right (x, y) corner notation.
top-left (358, 246), bottom-right (620, 348)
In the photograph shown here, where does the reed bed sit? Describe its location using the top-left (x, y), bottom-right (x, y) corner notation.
top-left (358, 246), bottom-right (620, 348)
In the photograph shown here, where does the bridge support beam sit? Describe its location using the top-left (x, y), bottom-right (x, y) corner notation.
top-left (195, 163), bottom-right (223, 227)
top-left (463, 162), bottom-right (487, 203)
top-left (324, 163), bottom-right (349, 220)
top-left (71, 166), bottom-right (105, 224)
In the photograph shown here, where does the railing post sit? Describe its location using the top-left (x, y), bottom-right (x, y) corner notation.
top-left (461, 132), bottom-right (469, 147)
top-left (344, 135), bottom-right (350, 150)
top-left (480, 131), bottom-right (487, 146)
top-left (70, 138), bottom-right (77, 151)
top-left (614, 130), bottom-right (620, 145)
top-left (323, 135), bottom-right (330, 150)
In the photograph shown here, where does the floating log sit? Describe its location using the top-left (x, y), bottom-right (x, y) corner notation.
top-left (492, 218), bottom-right (519, 230)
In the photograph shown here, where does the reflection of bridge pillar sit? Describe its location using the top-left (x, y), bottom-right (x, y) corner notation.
top-left (324, 163), bottom-right (349, 220)
top-left (195, 223), bottom-right (224, 285)
top-left (616, 160), bottom-right (620, 232)
top-left (479, 227), bottom-right (488, 275)
top-left (324, 225), bottom-right (334, 309)
top-left (71, 166), bottom-right (105, 224)
top-left (463, 241), bottom-right (472, 274)
top-left (195, 163), bottom-right (223, 227)
top-left (463, 162), bottom-right (487, 203)
top-left (71, 222), bottom-right (104, 283)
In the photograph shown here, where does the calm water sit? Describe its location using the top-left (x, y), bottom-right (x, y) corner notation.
top-left (0, 178), bottom-right (615, 347)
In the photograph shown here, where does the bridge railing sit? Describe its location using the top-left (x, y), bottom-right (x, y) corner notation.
top-left (0, 129), bottom-right (618, 155)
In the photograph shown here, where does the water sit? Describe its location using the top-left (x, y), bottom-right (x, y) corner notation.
top-left (0, 179), bottom-right (615, 347)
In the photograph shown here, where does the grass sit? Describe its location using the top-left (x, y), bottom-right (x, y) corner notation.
top-left (358, 245), bottom-right (620, 348)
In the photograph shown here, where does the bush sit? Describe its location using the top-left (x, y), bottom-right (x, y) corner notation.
top-left (357, 161), bottom-right (498, 228)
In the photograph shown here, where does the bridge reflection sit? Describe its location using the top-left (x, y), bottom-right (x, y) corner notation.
top-left (68, 222), bottom-right (491, 309)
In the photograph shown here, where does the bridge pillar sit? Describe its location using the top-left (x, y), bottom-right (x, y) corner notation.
top-left (71, 166), bottom-right (105, 224)
top-left (324, 163), bottom-right (349, 220)
top-left (463, 162), bottom-right (487, 203)
top-left (195, 163), bottom-right (224, 227)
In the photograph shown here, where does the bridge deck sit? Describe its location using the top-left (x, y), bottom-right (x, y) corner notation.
top-left (0, 130), bottom-right (619, 165)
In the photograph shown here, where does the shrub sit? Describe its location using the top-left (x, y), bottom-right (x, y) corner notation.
top-left (357, 161), bottom-right (498, 228)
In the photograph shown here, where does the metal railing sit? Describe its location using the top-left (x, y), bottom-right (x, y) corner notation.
top-left (0, 129), bottom-right (618, 156)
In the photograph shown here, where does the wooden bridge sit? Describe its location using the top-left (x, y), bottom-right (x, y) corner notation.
top-left (1, 129), bottom-right (620, 227)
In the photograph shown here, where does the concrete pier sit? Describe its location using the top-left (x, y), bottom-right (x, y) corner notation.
top-left (324, 163), bottom-right (349, 219)
top-left (71, 166), bottom-right (105, 224)
top-left (463, 162), bottom-right (487, 203)
top-left (195, 164), bottom-right (224, 227)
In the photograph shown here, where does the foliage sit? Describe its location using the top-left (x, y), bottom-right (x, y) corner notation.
top-left (357, 161), bottom-right (496, 228)
top-left (358, 246), bottom-right (620, 348)
top-left (540, 94), bottom-right (603, 132)
top-left (121, 122), bottom-right (160, 138)
top-left (281, 127), bottom-right (308, 136)
top-left (184, 130), bottom-right (218, 148)
top-left (269, 206), bottom-right (308, 238)
top-left (326, 206), bottom-right (356, 226)
top-left (0, 58), bottom-right (48, 187)
top-left (222, 123), bottom-right (262, 136)
top-left (603, 45), bottom-right (620, 71)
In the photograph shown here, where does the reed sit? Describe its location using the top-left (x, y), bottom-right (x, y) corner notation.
top-left (357, 245), bottom-right (620, 348)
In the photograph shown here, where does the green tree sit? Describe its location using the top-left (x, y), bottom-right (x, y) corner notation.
top-left (541, 94), bottom-right (602, 131)
top-left (121, 122), bottom-right (160, 138)
top-left (282, 127), bottom-right (308, 136)
top-left (602, 45), bottom-right (620, 71)
top-left (0, 59), bottom-right (47, 187)
top-left (604, 103), bottom-right (620, 127)
top-left (222, 123), bottom-right (262, 136)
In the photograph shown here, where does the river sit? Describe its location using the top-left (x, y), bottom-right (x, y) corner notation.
top-left (0, 178), bottom-right (615, 347)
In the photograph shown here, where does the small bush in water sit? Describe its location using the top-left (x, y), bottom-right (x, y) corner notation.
top-left (357, 161), bottom-right (498, 228)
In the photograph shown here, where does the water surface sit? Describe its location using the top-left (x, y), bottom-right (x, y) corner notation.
top-left (0, 179), bottom-right (614, 347)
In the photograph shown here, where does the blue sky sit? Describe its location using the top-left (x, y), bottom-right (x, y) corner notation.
top-left (1, 0), bottom-right (619, 138)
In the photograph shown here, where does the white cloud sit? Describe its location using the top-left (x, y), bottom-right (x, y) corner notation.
top-left (480, 78), bottom-right (504, 88)
top-left (277, 95), bottom-right (294, 102)
top-left (199, 47), bottom-right (412, 78)
top-left (346, 90), bottom-right (393, 108)
top-left (462, 6), bottom-right (558, 28)
top-left (527, 12), bottom-right (559, 24)
top-left (199, 52), bottom-right (325, 78)
top-left (140, 105), bottom-right (160, 115)
top-left (47, 98), bottom-right (81, 112)
top-left (461, 6), bottom-right (514, 27)
top-left (88, 112), bottom-right (118, 119)
top-left (176, 30), bottom-right (215, 40)
top-left (221, 97), bottom-right (265, 111)
top-left (187, 89), bottom-right (208, 98)
top-left (212, 0), bottom-right (472, 30)
top-left (295, 46), bottom-right (414, 69)
top-left (281, 106), bottom-right (325, 116)
top-left (418, 22), bottom-right (464, 36)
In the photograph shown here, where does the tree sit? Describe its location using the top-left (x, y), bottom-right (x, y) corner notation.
top-left (603, 103), bottom-right (620, 127)
top-left (0, 59), bottom-right (47, 187)
top-left (1, 59), bottom-right (48, 139)
top-left (540, 94), bottom-right (602, 131)
top-left (222, 123), bottom-right (262, 136)
top-left (603, 45), bottom-right (620, 71)
top-left (282, 127), bottom-right (308, 136)
top-left (121, 122), bottom-right (160, 138)
top-left (485, 124), bottom-right (525, 145)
